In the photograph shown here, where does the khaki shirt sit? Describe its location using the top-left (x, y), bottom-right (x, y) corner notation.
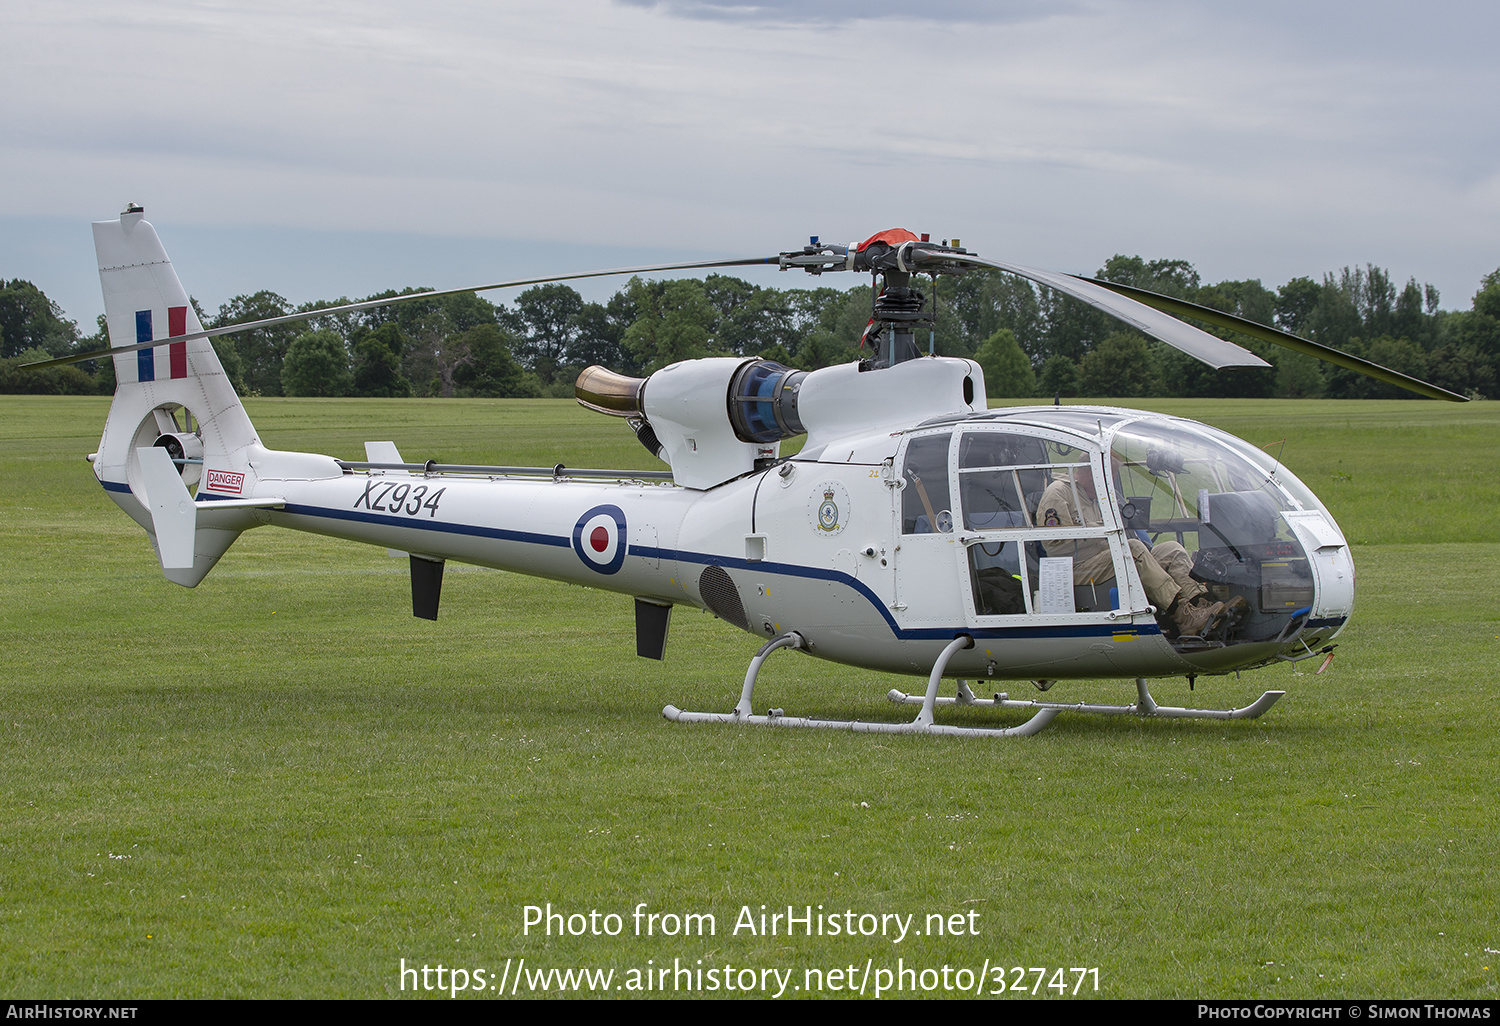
top-left (1038, 477), bottom-right (1114, 585)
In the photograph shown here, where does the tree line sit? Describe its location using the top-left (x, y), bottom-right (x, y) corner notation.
top-left (3, 257), bottom-right (1497, 399)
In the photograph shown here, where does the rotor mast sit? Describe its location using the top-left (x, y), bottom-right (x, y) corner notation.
top-left (778, 229), bottom-right (971, 369)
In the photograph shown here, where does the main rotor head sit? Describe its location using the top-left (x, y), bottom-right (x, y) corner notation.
top-left (777, 228), bottom-right (977, 368)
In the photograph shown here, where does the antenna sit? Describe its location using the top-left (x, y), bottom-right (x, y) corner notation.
top-left (1260, 437), bottom-right (1288, 479)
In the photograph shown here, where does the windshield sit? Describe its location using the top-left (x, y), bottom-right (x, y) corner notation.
top-left (1108, 419), bottom-right (1302, 525)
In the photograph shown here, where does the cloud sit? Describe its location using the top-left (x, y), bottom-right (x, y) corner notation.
top-left (3, 0), bottom-right (1497, 322)
top-left (614, 0), bottom-right (1072, 25)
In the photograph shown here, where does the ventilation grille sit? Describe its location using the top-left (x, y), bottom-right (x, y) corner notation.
top-left (698, 565), bottom-right (748, 631)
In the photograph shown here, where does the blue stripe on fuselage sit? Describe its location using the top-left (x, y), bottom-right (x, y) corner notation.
top-left (100, 491), bottom-right (1349, 641)
top-left (266, 500), bottom-right (1171, 641)
top-left (632, 544), bottom-right (1170, 641)
top-left (280, 502), bottom-right (570, 549)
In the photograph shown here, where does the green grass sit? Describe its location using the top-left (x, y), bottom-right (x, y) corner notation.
top-left (1, 395), bottom-right (1496, 999)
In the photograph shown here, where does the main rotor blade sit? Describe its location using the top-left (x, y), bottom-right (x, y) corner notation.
top-left (22, 255), bottom-right (779, 371)
top-left (1081, 278), bottom-right (1469, 403)
top-left (924, 252), bottom-right (1271, 371)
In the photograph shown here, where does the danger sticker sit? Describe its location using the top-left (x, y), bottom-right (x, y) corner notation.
top-left (205, 469), bottom-right (245, 494)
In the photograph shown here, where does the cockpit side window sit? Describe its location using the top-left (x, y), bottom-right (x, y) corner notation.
top-left (901, 431), bottom-right (953, 534)
top-left (957, 431), bottom-right (1099, 531)
top-left (957, 431), bottom-right (1047, 531)
top-left (956, 431), bottom-right (1104, 617)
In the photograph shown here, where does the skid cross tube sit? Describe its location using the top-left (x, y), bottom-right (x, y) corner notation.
top-left (663, 633), bottom-right (1060, 737)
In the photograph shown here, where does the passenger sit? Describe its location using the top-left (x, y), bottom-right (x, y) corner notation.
top-left (1038, 461), bottom-right (1232, 637)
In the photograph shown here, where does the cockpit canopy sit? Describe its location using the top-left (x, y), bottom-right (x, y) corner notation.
top-left (1107, 418), bottom-right (1329, 526)
top-left (896, 407), bottom-right (1347, 655)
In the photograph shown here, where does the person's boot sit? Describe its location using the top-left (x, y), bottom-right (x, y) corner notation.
top-left (1174, 599), bottom-right (1227, 638)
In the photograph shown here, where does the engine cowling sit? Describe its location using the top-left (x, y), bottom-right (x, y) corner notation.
top-left (575, 356), bottom-right (984, 490)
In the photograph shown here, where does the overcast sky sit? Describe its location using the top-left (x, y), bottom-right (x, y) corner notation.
top-left (4, 0), bottom-right (1497, 329)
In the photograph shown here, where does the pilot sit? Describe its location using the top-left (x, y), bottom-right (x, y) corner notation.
top-left (1038, 461), bottom-right (1228, 638)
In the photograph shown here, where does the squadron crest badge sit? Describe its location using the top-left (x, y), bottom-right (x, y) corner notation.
top-left (809, 481), bottom-right (850, 536)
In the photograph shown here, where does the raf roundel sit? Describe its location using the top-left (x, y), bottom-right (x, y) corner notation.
top-left (572, 504), bottom-right (628, 575)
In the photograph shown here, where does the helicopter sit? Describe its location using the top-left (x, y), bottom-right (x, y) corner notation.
top-left (38, 206), bottom-right (1467, 738)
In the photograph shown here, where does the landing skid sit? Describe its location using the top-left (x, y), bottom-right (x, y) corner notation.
top-left (663, 633), bottom-right (1061, 738)
top-left (887, 677), bottom-right (1285, 724)
top-left (663, 632), bottom-right (1284, 738)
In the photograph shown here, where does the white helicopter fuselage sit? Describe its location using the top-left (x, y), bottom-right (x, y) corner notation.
top-left (147, 399), bottom-right (1350, 685)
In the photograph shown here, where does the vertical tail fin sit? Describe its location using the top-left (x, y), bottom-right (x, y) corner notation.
top-left (93, 205), bottom-right (262, 586)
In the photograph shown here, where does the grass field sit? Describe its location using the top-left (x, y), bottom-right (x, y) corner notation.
top-left (1, 395), bottom-right (1496, 999)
